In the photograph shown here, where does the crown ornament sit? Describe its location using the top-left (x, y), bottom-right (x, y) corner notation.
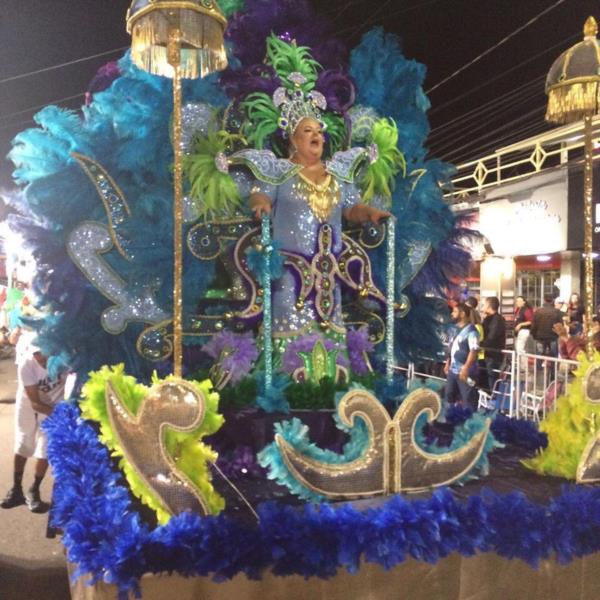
top-left (273, 72), bottom-right (328, 138)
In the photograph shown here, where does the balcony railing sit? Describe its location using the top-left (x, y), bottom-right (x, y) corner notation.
top-left (445, 117), bottom-right (600, 203)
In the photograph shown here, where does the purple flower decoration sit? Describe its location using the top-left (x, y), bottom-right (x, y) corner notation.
top-left (215, 446), bottom-right (265, 480)
top-left (220, 64), bottom-right (280, 101)
top-left (85, 61), bottom-right (121, 106)
top-left (281, 333), bottom-right (348, 376)
top-left (201, 331), bottom-right (259, 384)
top-left (225, 0), bottom-right (349, 70)
top-left (346, 327), bottom-right (374, 375)
top-left (316, 69), bottom-right (356, 114)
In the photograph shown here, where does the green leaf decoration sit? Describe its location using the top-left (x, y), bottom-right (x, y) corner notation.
top-left (298, 341), bottom-right (339, 384)
top-left (360, 118), bottom-right (407, 205)
top-left (183, 130), bottom-right (246, 219)
top-left (80, 364), bottom-right (225, 524)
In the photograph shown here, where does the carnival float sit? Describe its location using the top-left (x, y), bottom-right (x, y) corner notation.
top-left (7, 1), bottom-right (600, 598)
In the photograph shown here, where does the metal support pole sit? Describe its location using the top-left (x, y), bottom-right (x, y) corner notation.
top-left (386, 218), bottom-right (396, 384)
top-left (168, 29), bottom-right (184, 378)
top-left (584, 113), bottom-right (595, 359)
top-left (261, 214), bottom-right (273, 392)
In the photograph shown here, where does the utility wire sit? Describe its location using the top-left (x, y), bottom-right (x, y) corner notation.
top-left (426, 0), bottom-right (569, 94)
top-left (431, 92), bottom-right (545, 156)
top-left (0, 118), bottom-right (35, 132)
top-left (438, 104), bottom-right (547, 162)
top-left (431, 83), bottom-right (544, 150)
top-left (429, 78), bottom-right (544, 146)
top-left (0, 47), bottom-right (128, 85)
top-left (445, 120), bottom-right (551, 164)
top-left (430, 90), bottom-right (544, 152)
top-left (334, 0), bottom-right (447, 39)
top-left (0, 93), bottom-right (85, 122)
top-left (443, 114), bottom-right (548, 163)
top-left (429, 31), bottom-right (578, 116)
top-left (447, 127), bottom-right (550, 165)
top-left (443, 120), bottom-right (550, 166)
top-left (430, 76), bottom-right (544, 136)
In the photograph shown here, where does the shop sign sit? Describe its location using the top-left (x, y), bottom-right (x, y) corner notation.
top-left (478, 181), bottom-right (568, 257)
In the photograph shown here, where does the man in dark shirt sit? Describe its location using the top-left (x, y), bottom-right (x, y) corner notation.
top-left (530, 295), bottom-right (564, 357)
top-left (480, 297), bottom-right (506, 392)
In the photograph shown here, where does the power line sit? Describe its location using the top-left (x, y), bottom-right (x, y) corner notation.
top-left (0, 93), bottom-right (85, 122)
top-left (0, 118), bottom-right (35, 133)
top-left (430, 84), bottom-right (545, 153)
top-left (334, 0), bottom-right (448, 39)
top-left (428, 31), bottom-right (577, 116)
top-left (445, 120), bottom-right (551, 165)
top-left (438, 104), bottom-right (547, 162)
top-left (0, 47), bottom-right (128, 85)
top-left (429, 78), bottom-right (545, 147)
top-left (443, 114), bottom-right (548, 163)
top-left (426, 0), bottom-right (569, 94)
top-left (444, 119), bottom-right (550, 166)
top-left (430, 76), bottom-right (544, 136)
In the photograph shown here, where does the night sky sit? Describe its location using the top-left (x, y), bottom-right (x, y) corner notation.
top-left (1, 0), bottom-right (598, 191)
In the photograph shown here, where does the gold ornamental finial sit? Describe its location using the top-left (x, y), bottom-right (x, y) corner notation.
top-left (584, 16), bottom-right (598, 39)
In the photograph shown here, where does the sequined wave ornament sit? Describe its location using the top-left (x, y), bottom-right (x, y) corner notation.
top-left (270, 387), bottom-right (491, 499)
top-left (80, 366), bottom-right (225, 524)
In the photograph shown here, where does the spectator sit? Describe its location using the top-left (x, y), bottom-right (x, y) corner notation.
top-left (465, 296), bottom-right (487, 386)
top-left (513, 296), bottom-right (534, 354)
top-left (443, 303), bottom-right (480, 410)
top-left (555, 318), bottom-right (600, 360)
top-left (1, 344), bottom-right (66, 513)
top-left (531, 295), bottom-right (564, 357)
top-left (480, 297), bottom-right (506, 391)
top-left (567, 292), bottom-right (584, 335)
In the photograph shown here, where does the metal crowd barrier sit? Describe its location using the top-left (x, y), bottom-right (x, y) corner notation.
top-left (397, 349), bottom-right (579, 422)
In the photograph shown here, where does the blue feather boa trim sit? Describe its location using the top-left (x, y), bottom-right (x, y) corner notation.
top-left (44, 403), bottom-right (600, 597)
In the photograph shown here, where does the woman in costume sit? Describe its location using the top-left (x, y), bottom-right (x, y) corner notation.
top-left (248, 113), bottom-right (390, 343)
top-left (186, 35), bottom-right (404, 375)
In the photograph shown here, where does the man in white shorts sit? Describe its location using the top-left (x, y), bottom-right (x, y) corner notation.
top-left (1, 342), bottom-right (65, 513)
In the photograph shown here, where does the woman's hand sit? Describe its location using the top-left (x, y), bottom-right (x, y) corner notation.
top-left (344, 204), bottom-right (392, 224)
top-left (249, 193), bottom-right (272, 220)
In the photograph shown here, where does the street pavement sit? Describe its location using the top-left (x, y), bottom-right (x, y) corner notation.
top-left (0, 355), bottom-right (71, 600)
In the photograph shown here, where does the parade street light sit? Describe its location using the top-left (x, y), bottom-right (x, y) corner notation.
top-left (546, 16), bottom-right (600, 359)
top-left (126, 1), bottom-right (228, 377)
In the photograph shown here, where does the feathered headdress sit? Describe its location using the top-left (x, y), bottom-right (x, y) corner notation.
top-left (236, 35), bottom-right (351, 156)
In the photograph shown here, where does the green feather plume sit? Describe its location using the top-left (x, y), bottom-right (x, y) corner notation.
top-left (523, 352), bottom-right (600, 480)
top-left (217, 0), bottom-right (245, 18)
top-left (265, 35), bottom-right (321, 91)
top-left (80, 364), bottom-right (225, 524)
top-left (322, 113), bottom-right (347, 156)
top-left (183, 130), bottom-right (245, 219)
top-left (241, 92), bottom-right (280, 150)
top-left (239, 35), bottom-right (344, 156)
top-left (360, 118), bottom-right (406, 205)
